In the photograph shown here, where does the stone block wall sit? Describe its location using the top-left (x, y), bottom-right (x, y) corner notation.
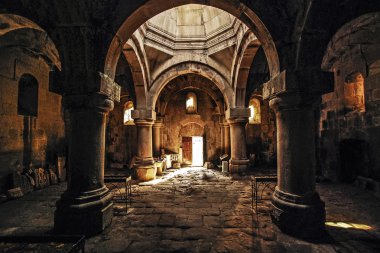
top-left (320, 57), bottom-right (380, 182)
top-left (106, 97), bottom-right (137, 169)
top-left (0, 48), bottom-right (65, 192)
top-left (246, 98), bottom-right (276, 165)
top-left (163, 90), bottom-right (221, 162)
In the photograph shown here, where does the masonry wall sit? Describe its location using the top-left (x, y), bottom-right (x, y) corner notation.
top-left (320, 53), bottom-right (380, 182)
top-left (0, 48), bottom-right (65, 192)
top-left (106, 98), bottom-right (137, 170)
top-left (246, 99), bottom-right (276, 166)
top-left (163, 90), bottom-right (221, 162)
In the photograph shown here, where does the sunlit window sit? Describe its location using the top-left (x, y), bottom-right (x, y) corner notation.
top-left (186, 92), bottom-right (197, 114)
top-left (344, 72), bottom-right (365, 113)
top-left (249, 98), bottom-right (261, 124)
top-left (123, 101), bottom-right (134, 125)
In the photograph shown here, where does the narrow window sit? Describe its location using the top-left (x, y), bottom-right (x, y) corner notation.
top-left (249, 98), bottom-right (261, 124)
top-left (18, 74), bottom-right (38, 117)
top-left (344, 72), bottom-right (365, 113)
top-left (123, 101), bottom-right (134, 125)
top-left (186, 92), bottom-right (197, 114)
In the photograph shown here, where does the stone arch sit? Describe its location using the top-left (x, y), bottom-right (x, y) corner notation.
top-left (123, 38), bottom-right (149, 109)
top-left (149, 62), bottom-right (233, 110)
top-left (104, 0), bottom-right (280, 89)
top-left (0, 14), bottom-right (61, 70)
top-left (231, 30), bottom-right (260, 107)
top-left (151, 54), bottom-right (230, 83)
top-left (160, 87), bottom-right (224, 116)
top-left (179, 122), bottom-right (205, 137)
top-left (231, 30), bottom-right (258, 88)
top-left (322, 12), bottom-right (380, 72)
top-left (157, 74), bottom-right (225, 116)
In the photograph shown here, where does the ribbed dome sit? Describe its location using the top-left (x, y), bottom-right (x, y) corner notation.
top-left (147, 4), bottom-right (236, 39)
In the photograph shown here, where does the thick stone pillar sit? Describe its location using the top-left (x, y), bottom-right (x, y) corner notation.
top-left (227, 108), bottom-right (250, 173)
top-left (132, 109), bottom-right (156, 181)
top-left (55, 93), bottom-right (113, 236)
top-left (220, 122), bottom-right (230, 155)
top-left (152, 120), bottom-right (163, 158)
top-left (270, 94), bottom-right (325, 237)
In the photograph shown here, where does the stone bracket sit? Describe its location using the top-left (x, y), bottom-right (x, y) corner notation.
top-left (132, 109), bottom-right (156, 121)
top-left (226, 107), bottom-right (250, 120)
top-left (263, 71), bottom-right (286, 99)
top-left (99, 72), bottom-right (121, 102)
top-left (263, 70), bottom-right (334, 99)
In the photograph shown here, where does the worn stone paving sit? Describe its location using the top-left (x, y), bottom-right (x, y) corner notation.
top-left (0, 167), bottom-right (380, 252)
top-left (87, 167), bottom-right (256, 253)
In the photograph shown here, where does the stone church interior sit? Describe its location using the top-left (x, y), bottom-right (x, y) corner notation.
top-left (0, 1), bottom-right (380, 252)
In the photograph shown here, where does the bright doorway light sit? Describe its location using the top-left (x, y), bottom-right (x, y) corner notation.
top-left (192, 136), bottom-right (203, 166)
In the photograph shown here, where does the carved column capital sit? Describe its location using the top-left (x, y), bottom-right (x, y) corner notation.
top-left (269, 93), bottom-right (320, 113)
top-left (131, 109), bottom-right (156, 121)
top-left (63, 93), bottom-right (114, 113)
top-left (226, 107), bottom-right (250, 121)
top-left (134, 119), bottom-right (155, 127)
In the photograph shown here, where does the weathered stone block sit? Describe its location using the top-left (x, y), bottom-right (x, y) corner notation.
top-left (372, 89), bottom-right (380, 101)
top-left (11, 172), bottom-right (33, 194)
top-left (6, 187), bottom-right (23, 199)
top-left (135, 166), bottom-right (156, 181)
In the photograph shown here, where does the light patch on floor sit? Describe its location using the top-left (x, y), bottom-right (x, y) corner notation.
top-left (325, 221), bottom-right (373, 230)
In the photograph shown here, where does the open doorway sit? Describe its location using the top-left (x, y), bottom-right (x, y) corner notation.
top-left (182, 136), bottom-right (204, 166)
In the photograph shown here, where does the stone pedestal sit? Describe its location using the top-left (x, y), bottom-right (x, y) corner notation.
top-left (134, 118), bottom-right (155, 181)
top-left (55, 93), bottom-right (113, 236)
top-left (270, 94), bottom-right (325, 238)
top-left (227, 108), bottom-right (250, 173)
top-left (220, 122), bottom-right (230, 155)
top-left (152, 121), bottom-right (163, 158)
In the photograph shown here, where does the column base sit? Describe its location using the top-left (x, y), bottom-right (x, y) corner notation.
top-left (54, 186), bottom-right (113, 236)
top-left (229, 158), bottom-right (249, 173)
top-left (134, 165), bottom-right (156, 181)
top-left (271, 187), bottom-right (326, 238)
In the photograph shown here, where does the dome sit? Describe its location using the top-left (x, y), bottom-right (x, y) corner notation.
top-left (147, 4), bottom-right (236, 39)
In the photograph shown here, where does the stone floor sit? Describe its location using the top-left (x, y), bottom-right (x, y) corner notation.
top-left (0, 167), bottom-right (379, 252)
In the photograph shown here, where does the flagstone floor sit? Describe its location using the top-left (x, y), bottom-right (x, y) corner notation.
top-left (0, 166), bottom-right (379, 252)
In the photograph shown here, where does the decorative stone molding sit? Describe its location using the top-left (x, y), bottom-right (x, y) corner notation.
top-left (226, 107), bottom-right (251, 120)
top-left (99, 72), bottom-right (121, 102)
top-left (263, 70), bottom-right (334, 99)
top-left (131, 109), bottom-right (156, 121)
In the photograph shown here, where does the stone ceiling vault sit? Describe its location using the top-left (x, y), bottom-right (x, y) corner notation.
top-left (119, 4), bottom-right (264, 110)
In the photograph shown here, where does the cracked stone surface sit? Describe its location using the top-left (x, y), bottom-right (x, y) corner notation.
top-left (0, 167), bottom-right (380, 252)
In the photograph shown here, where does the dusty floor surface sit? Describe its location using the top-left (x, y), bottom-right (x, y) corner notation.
top-left (0, 167), bottom-right (379, 252)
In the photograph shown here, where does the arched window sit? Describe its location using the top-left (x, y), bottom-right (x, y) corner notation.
top-left (123, 101), bottom-right (134, 125)
top-left (344, 72), bottom-right (365, 112)
top-left (249, 98), bottom-right (261, 124)
top-left (186, 92), bottom-right (197, 114)
top-left (18, 74), bottom-right (38, 117)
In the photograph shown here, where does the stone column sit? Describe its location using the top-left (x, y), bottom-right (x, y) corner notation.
top-left (152, 120), bottom-right (163, 158)
top-left (270, 93), bottom-right (325, 237)
top-left (132, 109), bottom-right (156, 181)
top-left (227, 108), bottom-right (250, 173)
top-left (55, 93), bottom-right (113, 236)
top-left (220, 122), bottom-right (230, 155)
